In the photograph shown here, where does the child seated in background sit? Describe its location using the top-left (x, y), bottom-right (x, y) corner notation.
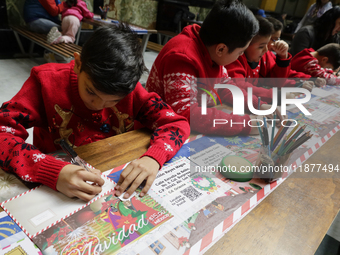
top-left (291, 43), bottom-right (340, 86)
top-left (266, 16), bottom-right (326, 88)
top-left (0, 25), bottom-right (190, 201)
top-left (226, 16), bottom-right (299, 105)
top-left (146, 0), bottom-right (265, 137)
top-left (47, 0), bottom-right (93, 44)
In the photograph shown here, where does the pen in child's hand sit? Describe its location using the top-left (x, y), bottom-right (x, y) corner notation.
top-left (59, 139), bottom-right (92, 173)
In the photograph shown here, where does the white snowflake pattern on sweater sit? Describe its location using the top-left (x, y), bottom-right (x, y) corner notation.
top-left (32, 153), bottom-right (46, 163)
top-left (164, 142), bottom-right (173, 151)
top-left (22, 174), bottom-right (32, 182)
top-left (1, 126), bottom-right (15, 134)
top-left (304, 59), bottom-right (340, 85)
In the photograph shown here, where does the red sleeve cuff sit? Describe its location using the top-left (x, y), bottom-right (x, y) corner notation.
top-left (36, 155), bottom-right (70, 190)
top-left (141, 145), bottom-right (169, 168)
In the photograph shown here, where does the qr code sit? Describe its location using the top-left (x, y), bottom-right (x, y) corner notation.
top-left (180, 186), bottom-right (202, 202)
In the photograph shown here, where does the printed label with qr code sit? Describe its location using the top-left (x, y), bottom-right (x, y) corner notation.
top-left (180, 186), bottom-right (203, 202)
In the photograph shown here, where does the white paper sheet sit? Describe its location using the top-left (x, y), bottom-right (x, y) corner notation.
top-left (1, 176), bottom-right (115, 238)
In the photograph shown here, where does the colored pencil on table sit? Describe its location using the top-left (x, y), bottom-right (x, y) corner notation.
top-left (273, 127), bottom-right (289, 155)
top-left (263, 124), bottom-right (269, 145)
top-left (291, 125), bottom-right (306, 140)
top-left (277, 136), bottom-right (287, 156)
top-left (286, 124), bottom-right (299, 140)
top-left (285, 126), bottom-right (306, 147)
top-left (287, 133), bottom-right (312, 153)
top-left (272, 124), bottom-right (284, 147)
top-left (272, 120), bottom-right (292, 151)
top-left (263, 116), bottom-right (268, 141)
top-left (281, 139), bottom-right (296, 155)
top-left (263, 116), bottom-right (271, 157)
top-left (284, 124), bottom-right (303, 147)
top-left (263, 125), bottom-right (271, 156)
top-left (273, 140), bottom-right (282, 155)
top-left (270, 113), bottom-right (276, 150)
top-left (257, 97), bottom-right (264, 144)
top-left (293, 131), bottom-right (310, 147)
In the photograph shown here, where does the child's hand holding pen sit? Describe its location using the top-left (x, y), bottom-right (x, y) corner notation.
top-left (58, 139), bottom-right (104, 201)
top-left (115, 156), bottom-right (160, 199)
top-left (57, 164), bottom-right (104, 202)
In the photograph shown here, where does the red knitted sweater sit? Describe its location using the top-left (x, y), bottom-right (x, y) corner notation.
top-left (291, 48), bottom-right (340, 85)
top-left (0, 62), bottom-right (190, 190)
top-left (146, 24), bottom-right (251, 136)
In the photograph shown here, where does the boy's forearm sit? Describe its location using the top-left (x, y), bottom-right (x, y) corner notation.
top-left (0, 133), bottom-right (69, 190)
top-left (189, 103), bottom-right (251, 136)
top-left (144, 119), bottom-right (190, 168)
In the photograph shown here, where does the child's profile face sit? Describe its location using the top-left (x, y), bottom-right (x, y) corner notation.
top-left (77, 71), bottom-right (124, 111)
top-left (319, 59), bottom-right (334, 70)
top-left (216, 42), bottom-right (250, 66)
top-left (73, 52), bottom-right (124, 111)
top-left (245, 35), bottom-right (271, 62)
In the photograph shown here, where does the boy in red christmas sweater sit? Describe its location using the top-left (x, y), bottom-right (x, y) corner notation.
top-left (291, 43), bottom-right (340, 85)
top-left (226, 16), bottom-right (315, 104)
top-left (0, 25), bottom-right (190, 201)
top-left (146, 0), bottom-right (268, 137)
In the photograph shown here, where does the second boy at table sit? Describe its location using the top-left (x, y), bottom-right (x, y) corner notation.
top-left (226, 16), bottom-right (316, 105)
top-left (0, 25), bottom-right (190, 201)
top-left (146, 0), bottom-right (266, 137)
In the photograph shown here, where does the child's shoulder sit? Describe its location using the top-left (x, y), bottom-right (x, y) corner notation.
top-left (30, 62), bottom-right (74, 81)
top-left (32, 62), bottom-right (73, 74)
top-left (294, 48), bottom-right (315, 58)
top-left (125, 82), bottom-right (160, 102)
top-left (160, 25), bottom-right (202, 58)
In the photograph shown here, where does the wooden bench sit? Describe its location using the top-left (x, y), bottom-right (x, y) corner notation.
top-left (138, 38), bottom-right (163, 53)
top-left (11, 25), bottom-right (82, 62)
top-left (146, 41), bottom-right (164, 53)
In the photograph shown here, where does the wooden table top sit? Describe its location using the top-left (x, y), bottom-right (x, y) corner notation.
top-left (206, 131), bottom-right (340, 254)
top-left (1, 127), bottom-right (338, 253)
top-left (75, 128), bottom-right (340, 254)
top-left (74, 128), bottom-right (152, 171)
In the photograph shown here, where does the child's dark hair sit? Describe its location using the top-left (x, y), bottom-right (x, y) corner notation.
top-left (317, 43), bottom-right (340, 70)
top-left (200, 0), bottom-right (259, 53)
top-left (80, 24), bottom-right (145, 97)
top-left (266, 17), bottom-right (283, 32)
top-left (254, 16), bottom-right (274, 38)
top-left (66, 0), bottom-right (77, 8)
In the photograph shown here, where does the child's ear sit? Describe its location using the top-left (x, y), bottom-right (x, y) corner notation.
top-left (73, 52), bottom-right (82, 74)
top-left (320, 56), bottom-right (329, 67)
top-left (215, 43), bottom-right (228, 57)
